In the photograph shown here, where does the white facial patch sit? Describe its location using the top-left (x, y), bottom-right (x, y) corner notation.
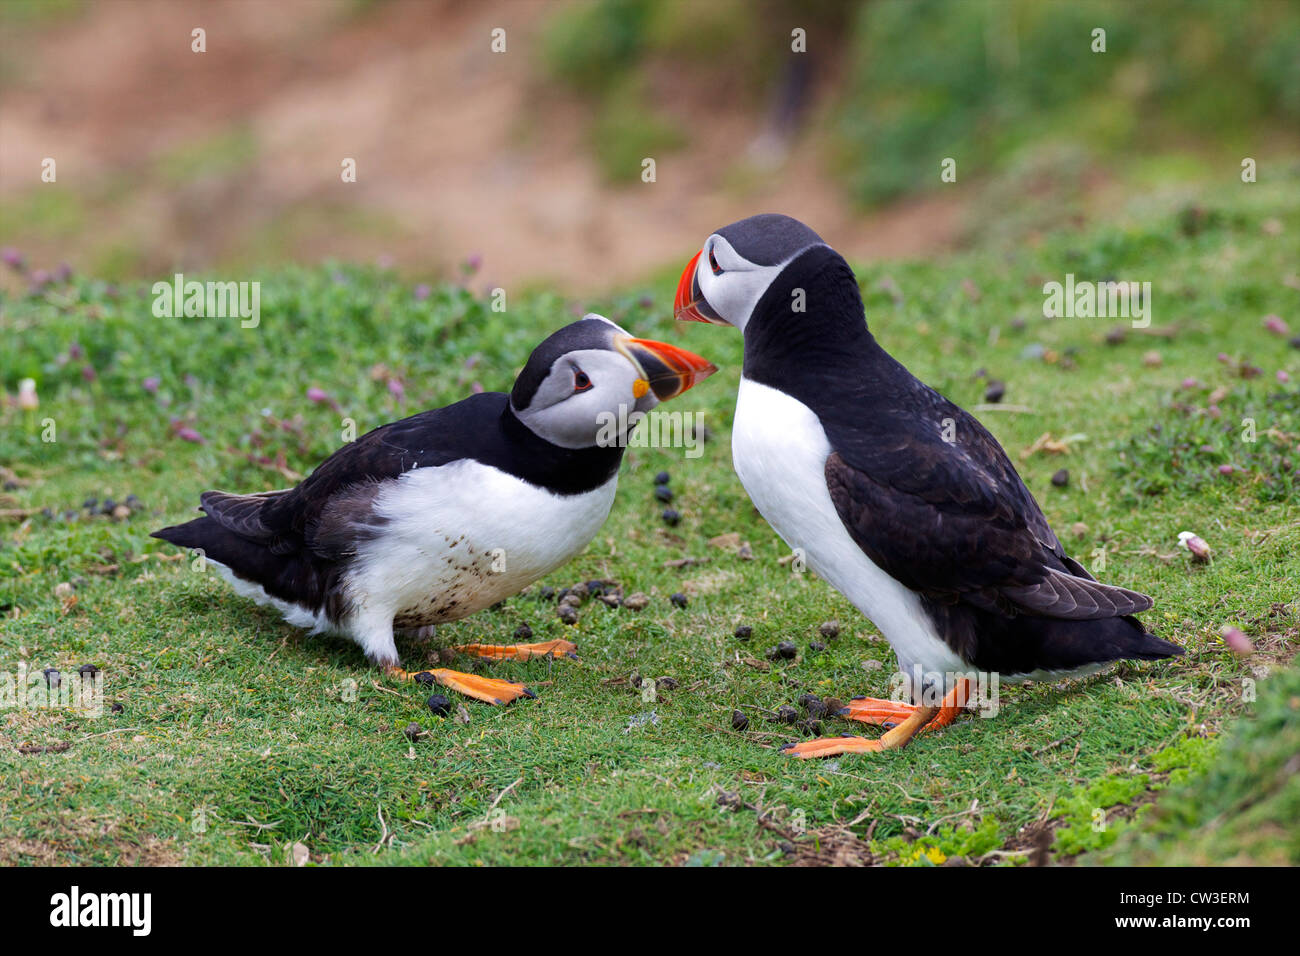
top-left (695, 234), bottom-right (825, 333)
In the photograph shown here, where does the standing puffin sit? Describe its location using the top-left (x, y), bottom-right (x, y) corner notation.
top-left (673, 214), bottom-right (1183, 757)
top-left (153, 316), bottom-right (715, 705)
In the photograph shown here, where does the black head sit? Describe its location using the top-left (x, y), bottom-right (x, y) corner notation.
top-left (674, 214), bottom-right (828, 331)
top-left (509, 315), bottom-right (716, 449)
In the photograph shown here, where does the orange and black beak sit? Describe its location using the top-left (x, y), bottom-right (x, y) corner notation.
top-left (673, 249), bottom-right (725, 324)
top-left (616, 335), bottom-right (717, 401)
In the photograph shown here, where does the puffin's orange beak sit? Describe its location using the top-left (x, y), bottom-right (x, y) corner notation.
top-left (617, 335), bottom-right (717, 401)
top-left (673, 249), bottom-right (724, 324)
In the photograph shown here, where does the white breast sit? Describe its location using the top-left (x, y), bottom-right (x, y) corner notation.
top-left (731, 377), bottom-right (965, 677)
top-left (347, 459), bottom-right (619, 624)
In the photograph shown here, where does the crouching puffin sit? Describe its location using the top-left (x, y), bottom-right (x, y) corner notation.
top-left (153, 316), bottom-right (715, 704)
top-left (673, 214), bottom-right (1183, 757)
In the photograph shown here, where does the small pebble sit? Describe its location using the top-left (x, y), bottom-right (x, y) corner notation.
top-left (670, 592), bottom-right (688, 609)
top-left (774, 705), bottom-right (798, 724)
top-left (733, 625), bottom-right (752, 641)
top-left (1051, 468), bottom-right (1069, 487)
top-left (622, 592), bottom-right (649, 611)
top-left (731, 710), bottom-right (749, 731)
top-left (426, 694), bottom-right (453, 717)
top-left (818, 620), bottom-right (840, 639)
top-left (661, 508), bottom-right (680, 526)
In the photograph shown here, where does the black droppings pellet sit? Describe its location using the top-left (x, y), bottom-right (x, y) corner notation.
top-left (403, 722), bottom-right (421, 742)
top-left (413, 671), bottom-right (436, 686)
top-left (656, 676), bottom-right (679, 690)
top-left (585, 580), bottom-right (607, 596)
top-left (775, 704), bottom-right (798, 724)
top-left (538, 586), bottom-right (555, 601)
top-left (809, 640), bottom-right (826, 652)
top-left (670, 592), bottom-right (688, 608)
top-left (733, 624), bottom-right (752, 641)
top-left (557, 604), bottom-right (579, 625)
top-left (818, 620), bottom-right (840, 639)
top-left (426, 695), bottom-right (453, 717)
top-left (513, 624), bottom-right (533, 642)
top-left (1051, 468), bottom-right (1069, 487)
top-left (776, 641), bottom-right (797, 660)
top-left (654, 471), bottom-right (671, 485)
top-left (731, 710), bottom-right (749, 731)
top-left (78, 664), bottom-right (99, 677)
top-left (43, 668), bottom-right (60, 688)
top-left (110, 702), bottom-right (124, 714)
top-left (654, 485), bottom-right (674, 503)
top-left (82, 497), bottom-right (98, 510)
top-left (661, 508), bottom-right (680, 526)
top-left (984, 381), bottom-right (1006, 403)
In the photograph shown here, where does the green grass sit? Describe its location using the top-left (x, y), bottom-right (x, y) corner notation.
top-left (1, 184), bottom-right (1297, 866)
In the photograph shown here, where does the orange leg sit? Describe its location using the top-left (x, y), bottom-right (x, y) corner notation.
top-left (384, 666), bottom-right (535, 705)
top-left (784, 679), bottom-right (971, 758)
top-left (452, 639), bottom-right (578, 661)
top-left (842, 682), bottom-right (970, 733)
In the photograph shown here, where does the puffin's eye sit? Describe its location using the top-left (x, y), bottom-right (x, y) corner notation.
top-left (708, 247), bottom-right (723, 276)
top-left (573, 369), bottom-right (593, 392)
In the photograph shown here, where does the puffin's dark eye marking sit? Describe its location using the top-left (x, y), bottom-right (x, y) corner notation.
top-left (708, 247), bottom-right (723, 276)
top-left (573, 370), bottom-right (593, 392)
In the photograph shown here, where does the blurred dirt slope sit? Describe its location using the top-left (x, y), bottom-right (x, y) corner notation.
top-left (0, 0), bottom-right (956, 291)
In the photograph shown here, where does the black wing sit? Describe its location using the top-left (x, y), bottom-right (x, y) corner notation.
top-left (822, 390), bottom-right (1151, 621)
top-left (200, 394), bottom-right (509, 558)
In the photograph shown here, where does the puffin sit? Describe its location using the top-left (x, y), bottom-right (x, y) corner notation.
top-left (673, 214), bottom-right (1183, 757)
top-left (153, 316), bottom-right (716, 704)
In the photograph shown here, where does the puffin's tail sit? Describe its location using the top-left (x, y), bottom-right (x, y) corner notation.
top-left (151, 514), bottom-right (284, 583)
top-left (1002, 612), bottom-right (1184, 674)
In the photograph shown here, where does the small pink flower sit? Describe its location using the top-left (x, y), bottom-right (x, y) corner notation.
top-left (1, 247), bottom-right (24, 271)
top-left (1216, 352), bottom-right (1231, 363)
top-left (80, 365), bottom-right (96, 382)
top-left (387, 379), bottom-right (405, 401)
top-left (1207, 404), bottom-right (1222, 418)
top-left (470, 381), bottom-right (484, 394)
top-left (177, 427), bottom-right (204, 444)
top-left (307, 386), bottom-right (330, 404)
top-left (1263, 314), bottom-right (1288, 336)
top-left (1278, 370), bottom-right (1291, 383)
top-left (143, 377), bottom-right (160, 394)
top-left (1217, 464), bottom-right (1234, 476)
top-left (414, 284), bottom-right (431, 301)
top-left (1180, 377), bottom-right (1199, 389)
top-left (1219, 626), bottom-right (1253, 656)
top-left (68, 341), bottom-right (84, 361)
top-left (464, 254), bottom-right (483, 274)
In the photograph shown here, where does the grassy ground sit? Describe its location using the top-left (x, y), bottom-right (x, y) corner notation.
top-left (2, 185), bottom-right (1297, 866)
